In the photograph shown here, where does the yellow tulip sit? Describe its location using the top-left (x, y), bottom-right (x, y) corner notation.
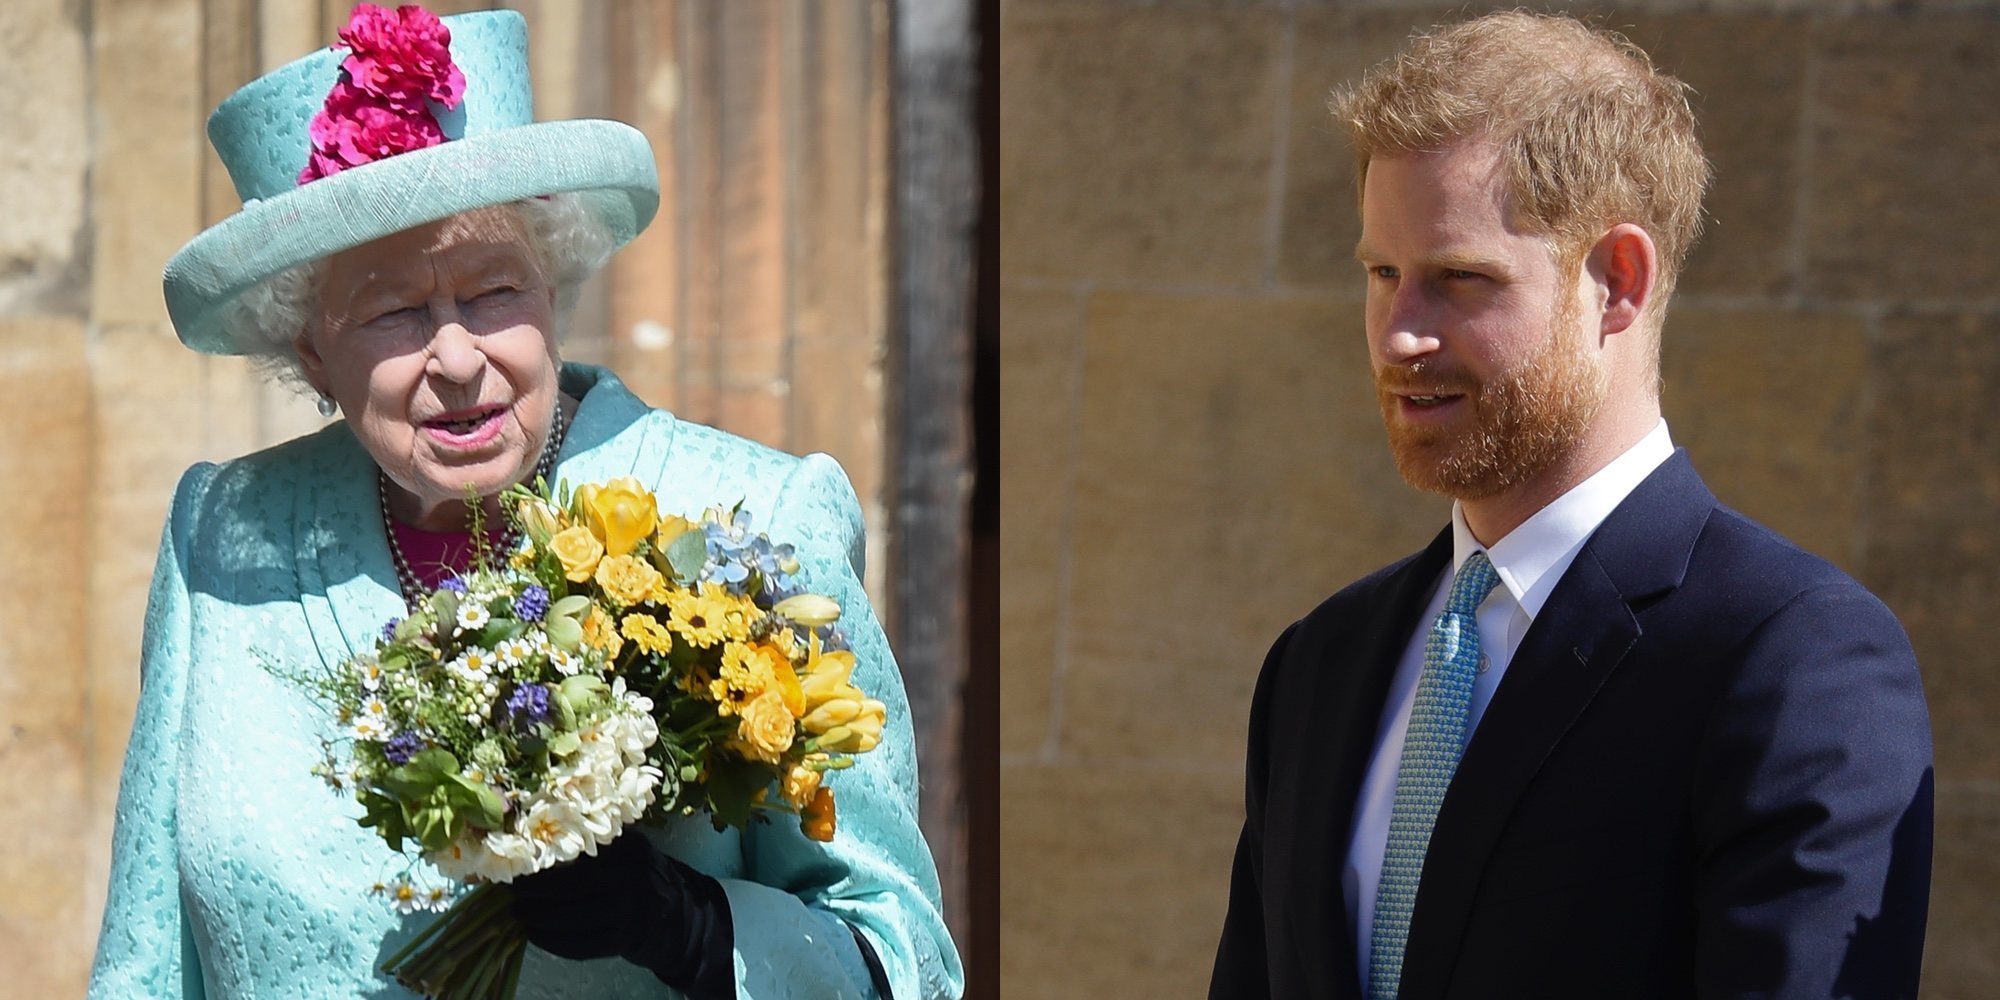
top-left (813, 700), bottom-right (884, 753)
top-left (772, 593), bottom-right (841, 628)
top-left (577, 477), bottom-right (658, 558)
top-left (549, 526), bottom-right (604, 583)
top-left (516, 499), bottom-right (561, 546)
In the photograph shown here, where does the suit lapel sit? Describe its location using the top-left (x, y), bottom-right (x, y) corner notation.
top-left (1290, 528), bottom-right (1452, 999)
top-left (1395, 451), bottom-right (1715, 998)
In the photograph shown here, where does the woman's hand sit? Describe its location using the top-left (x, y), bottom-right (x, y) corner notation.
top-left (508, 832), bottom-right (736, 998)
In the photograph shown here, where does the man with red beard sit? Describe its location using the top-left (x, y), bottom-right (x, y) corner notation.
top-left (1211, 13), bottom-right (1931, 1000)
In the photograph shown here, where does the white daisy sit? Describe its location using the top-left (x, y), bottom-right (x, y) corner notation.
top-left (350, 713), bottom-right (390, 742)
top-left (548, 647), bottom-right (580, 677)
top-left (496, 637), bottom-right (533, 667)
top-left (456, 603), bottom-right (493, 633)
top-left (451, 648), bottom-right (495, 685)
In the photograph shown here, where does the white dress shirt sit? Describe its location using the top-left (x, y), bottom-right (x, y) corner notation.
top-left (1342, 420), bottom-right (1676, 984)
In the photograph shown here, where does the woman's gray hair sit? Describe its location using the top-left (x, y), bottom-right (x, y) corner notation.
top-left (224, 193), bottom-right (616, 393)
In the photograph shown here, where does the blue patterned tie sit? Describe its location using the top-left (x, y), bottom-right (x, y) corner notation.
top-left (1368, 551), bottom-right (1501, 999)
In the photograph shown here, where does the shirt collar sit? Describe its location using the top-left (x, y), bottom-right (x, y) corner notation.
top-left (1449, 419), bottom-right (1675, 618)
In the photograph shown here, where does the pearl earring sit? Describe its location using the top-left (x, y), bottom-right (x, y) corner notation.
top-left (316, 395), bottom-right (338, 418)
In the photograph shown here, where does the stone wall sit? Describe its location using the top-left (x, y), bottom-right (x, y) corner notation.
top-left (1000, 1), bottom-right (2000, 996)
top-left (0, 1), bottom-right (892, 995)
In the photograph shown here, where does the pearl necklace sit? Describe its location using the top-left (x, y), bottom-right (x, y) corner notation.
top-left (379, 400), bottom-right (569, 611)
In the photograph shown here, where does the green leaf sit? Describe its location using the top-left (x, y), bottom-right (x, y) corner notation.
top-left (380, 749), bottom-right (458, 800)
top-left (445, 775), bottom-right (506, 828)
top-left (702, 756), bottom-right (769, 832)
top-left (408, 799), bottom-right (459, 852)
top-left (548, 731), bottom-right (581, 757)
top-left (558, 675), bottom-right (608, 716)
top-left (357, 787), bottom-right (409, 853)
top-left (666, 531), bottom-right (708, 584)
top-left (549, 595), bottom-right (592, 620)
top-left (546, 615), bottom-right (584, 652)
top-left (476, 618), bottom-right (529, 648)
top-left (430, 589), bottom-right (460, 628)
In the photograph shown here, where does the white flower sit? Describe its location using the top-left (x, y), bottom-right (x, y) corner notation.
top-left (548, 647), bottom-right (580, 676)
top-left (373, 878), bottom-right (432, 915)
top-left (350, 713), bottom-right (390, 742)
top-left (495, 638), bottom-right (530, 667)
top-left (521, 798), bottom-right (591, 868)
top-left (354, 657), bottom-right (385, 692)
top-left (456, 603), bottom-right (492, 633)
top-left (450, 648), bottom-right (495, 686)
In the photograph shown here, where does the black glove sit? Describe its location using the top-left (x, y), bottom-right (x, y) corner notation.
top-left (508, 832), bottom-right (736, 999)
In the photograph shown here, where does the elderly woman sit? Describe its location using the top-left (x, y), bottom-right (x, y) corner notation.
top-left (88, 7), bottom-right (959, 999)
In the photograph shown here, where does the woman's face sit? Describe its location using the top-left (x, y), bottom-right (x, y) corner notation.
top-left (296, 205), bottom-right (561, 526)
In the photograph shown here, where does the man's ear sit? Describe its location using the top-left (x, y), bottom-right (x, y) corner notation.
top-left (1587, 223), bottom-right (1657, 338)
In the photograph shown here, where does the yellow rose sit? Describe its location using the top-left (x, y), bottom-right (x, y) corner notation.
top-left (549, 526), bottom-right (604, 583)
top-left (595, 554), bottom-right (665, 607)
top-left (772, 593), bottom-right (841, 628)
top-left (577, 477), bottom-right (658, 558)
top-left (733, 691), bottom-right (796, 765)
top-left (803, 697), bottom-right (884, 753)
top-left (781, 755), bottom-right (826, 810)
top-left (800, 787), bottom-right (836, 843)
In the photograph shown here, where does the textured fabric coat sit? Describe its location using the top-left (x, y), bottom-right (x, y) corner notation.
top-left (1211, 452), bottom-right (1933, 999)
top-left (90, 363), bottom-right (962, 999)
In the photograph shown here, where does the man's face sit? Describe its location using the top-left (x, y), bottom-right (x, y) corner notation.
top-left (1356, 140), bottom-right (1608, 500)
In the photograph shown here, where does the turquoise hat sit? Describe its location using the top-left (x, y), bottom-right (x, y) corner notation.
top-left (164, 8), bottom-right (659, 355)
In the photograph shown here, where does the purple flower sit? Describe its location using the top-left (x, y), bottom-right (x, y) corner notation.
top-left (383, 730), bottom-right (425, 766)
top-left (439, 576), bottom-right (469, 595)
top-left (513, 585), bottom-right (550, 622)
top-left (505, 683), bottom-right (551, 726)
top-left (380, 617), bottom-right (401, 642)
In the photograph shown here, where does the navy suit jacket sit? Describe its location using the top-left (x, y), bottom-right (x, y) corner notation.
top-left (1211, 452), bottom-right (1932, 999)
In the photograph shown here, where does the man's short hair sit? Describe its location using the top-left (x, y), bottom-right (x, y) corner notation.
top-left (1335, 11), bottom-right (1711, 312)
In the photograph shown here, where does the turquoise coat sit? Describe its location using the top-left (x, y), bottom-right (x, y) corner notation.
top-left (89, 364), bottom-right (963, 999)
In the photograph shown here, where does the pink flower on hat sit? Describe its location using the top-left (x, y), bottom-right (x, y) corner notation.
top-left (337, 3), bottom-right (467, 113)
top-left (298, 3), bottom-right (466, 184)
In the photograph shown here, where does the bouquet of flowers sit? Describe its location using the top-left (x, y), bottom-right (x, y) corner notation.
top-left (279, 476), bottom-right (886, 999)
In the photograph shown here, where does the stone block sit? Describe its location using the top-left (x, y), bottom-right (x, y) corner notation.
top-left (1925, 789), bottom-right (2000, 994)
top-left (1001, 4), bottom-right (1282, 287)
top-left (1806, 16), bottom-right (2000, 301)
top-left (999, 761), bottom-right (1241, 998)
top-left (1280, 9), bottom-right (1808, 299)
top-left (1058, 291), bottom-right (1438, 764)
top-left (1660, 306), bottom-right (1867, 572)
top-left (0, 0), bottom-right (90, 316)
top-left (1862, 312), bottom-right (2000, 785)
top-left (0, 320), bottom-right (93, 998)
top-left (1278, 8), bottom-right (1451, 292)
top-left (998, 286), bottom-right (1085, 756)
top-left (1621, 13), bottom-right (1807, 300)
top-left (90, 0), bottom-right (203, 327)
top-left (85, 326), bottom-right (209, 841)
